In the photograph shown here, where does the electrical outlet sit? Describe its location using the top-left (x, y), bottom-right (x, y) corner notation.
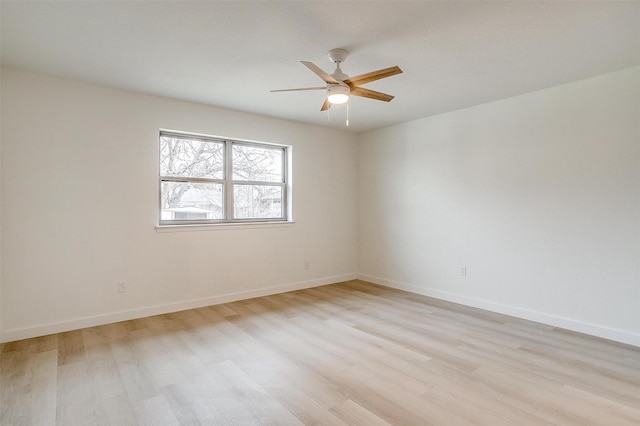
top-left (118, 281), bottom-right (127, 293)
top-left (304, 261), bottom-right (311, 269)
top-left (459, 266), bottom-right (467, 277)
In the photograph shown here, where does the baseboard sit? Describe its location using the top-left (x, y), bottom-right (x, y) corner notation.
top-left (0, 273), bottom-right (357, 343)
top-left (357, 273), bottom-right (640, 347)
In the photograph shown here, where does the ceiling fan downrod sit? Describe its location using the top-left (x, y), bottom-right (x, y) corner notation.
top-left (328, 49), bottom-right (350, 81)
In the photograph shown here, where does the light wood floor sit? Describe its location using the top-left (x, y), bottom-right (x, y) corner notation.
top-left (1, 280), bottom-right (639, 425)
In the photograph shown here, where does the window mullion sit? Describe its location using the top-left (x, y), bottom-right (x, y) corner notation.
top-left (225, 140), bottom-right (234, 220)
top-left (232, 180), bottom-right (285, 186)
top-left (160, 176), bottom-right (223, 184)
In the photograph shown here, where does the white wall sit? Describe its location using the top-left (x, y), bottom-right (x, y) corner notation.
top-left (0, 67), bottom-right (3, 338)
top-left (358, 67), bottom-right (640, 346)
top-left (3, 66), bottom-right (639, 346)
top-left (0, 67), bottom-right (358, 342)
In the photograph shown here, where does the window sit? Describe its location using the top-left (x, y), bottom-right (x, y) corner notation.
top-left (159, 131), bottom-right (289, 225)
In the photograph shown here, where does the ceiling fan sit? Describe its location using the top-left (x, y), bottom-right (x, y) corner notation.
top-left (271, 48), bottom-right (403, 112)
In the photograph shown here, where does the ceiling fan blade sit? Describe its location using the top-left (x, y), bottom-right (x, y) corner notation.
top-left (271, 87), bottom-right (326, 92)
top-left (344, 66), bottom-right (403, 88)
top-left (320, 98), bottom-right (331, 111)
top-left (301, 61), bottom-right (340, 84)
top-left (351, 87), bottom-right (395, 102)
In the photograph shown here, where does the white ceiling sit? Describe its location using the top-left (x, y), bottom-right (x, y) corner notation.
top-left (2, 1), bottom-right (639, 133)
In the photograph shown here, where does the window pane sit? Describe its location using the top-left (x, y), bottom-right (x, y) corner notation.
top-left (161, 181), bottom-right (224, 221)
top-left (234, 185), bottom-right (283, 219)
top-left (233, 144), bottom-right (283, 182)
top-left (160, 136), bottom-right (224, 179)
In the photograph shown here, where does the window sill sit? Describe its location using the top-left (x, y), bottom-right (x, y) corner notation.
top-left (155, 221), bottom-right (295, 233)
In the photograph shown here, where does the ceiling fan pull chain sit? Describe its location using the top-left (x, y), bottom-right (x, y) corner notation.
top-left (346, 101), bottom-right (349, 127)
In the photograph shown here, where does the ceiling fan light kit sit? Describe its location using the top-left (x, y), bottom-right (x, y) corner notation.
top-left (327, 84), bottom-right (350, 104)
top-left (271, 48), bottom-right (402, 125)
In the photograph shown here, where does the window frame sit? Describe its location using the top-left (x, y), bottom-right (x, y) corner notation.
top-left (159, 130), bottom-right (290, 226)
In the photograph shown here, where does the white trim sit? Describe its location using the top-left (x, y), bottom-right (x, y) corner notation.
top-left (0, 273), bottom-right (356, 343)
top-left (156, 221), bottom-right (295, 232)
top-left (357, 273), bottom-right (640, 348)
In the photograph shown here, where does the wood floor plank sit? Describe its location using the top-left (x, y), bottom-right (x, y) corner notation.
top-left (1, 280), bottom-right (638, 425)
top-left (99, 393), bottom-right (138, 426)
top-left (29, 349), bottom-right (58, 426)
top-left (267, 386), bottom-right (350, 426)
top-left (560, 384), bottom-right (640, 425)
top-left (134, 394), bottom-right (180, 426)
top-left (57, 330), bottom-right (86, 366)
top-left (109, 333), bottom-right (159, 404)
top-left (330, 399), bottom-right (393, 426)
top-left (56, 360), bottom-right (101, 425)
